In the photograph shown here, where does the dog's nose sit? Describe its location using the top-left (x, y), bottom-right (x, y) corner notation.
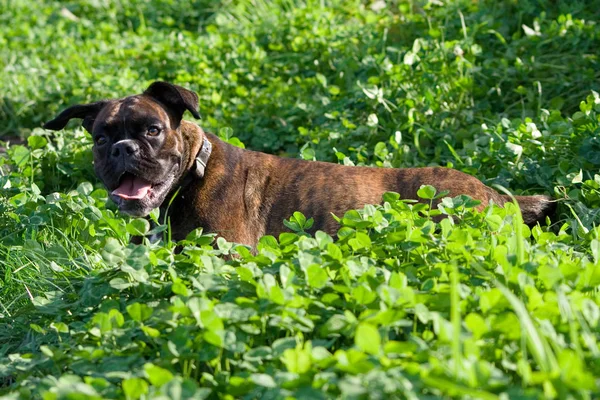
top-left (111, 140), bottom-right (140, 158)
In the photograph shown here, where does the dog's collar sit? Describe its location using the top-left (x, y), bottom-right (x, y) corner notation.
top-left (193, 136), bottom-right (212, 179)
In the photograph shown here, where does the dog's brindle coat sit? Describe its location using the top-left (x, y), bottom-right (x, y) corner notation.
top-left (44, 82), bottom-right (555, 247)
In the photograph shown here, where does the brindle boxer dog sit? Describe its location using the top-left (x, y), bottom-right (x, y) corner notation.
top-left (44, 82), bottom-right (555, 247)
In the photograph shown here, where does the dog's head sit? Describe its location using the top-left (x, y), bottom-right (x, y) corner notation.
top-left (44, 82), bottom-right (201, 217)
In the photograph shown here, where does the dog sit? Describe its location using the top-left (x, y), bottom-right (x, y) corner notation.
top-left (43, 82), bottom-right (555, 247)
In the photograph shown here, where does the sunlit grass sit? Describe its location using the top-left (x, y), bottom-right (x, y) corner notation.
top-left (1, 0), bottom-right (599, 398)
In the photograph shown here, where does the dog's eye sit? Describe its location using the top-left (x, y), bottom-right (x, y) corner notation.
top-left (147, 126), bottom-right (161, 136)
top-left (96, 136), bottom-right (107, 145)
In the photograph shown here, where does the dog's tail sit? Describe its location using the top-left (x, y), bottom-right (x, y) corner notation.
top-left (502, 195), bottom-right (556, 226)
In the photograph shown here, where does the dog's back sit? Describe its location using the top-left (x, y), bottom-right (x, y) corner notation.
top-left (229, 143), bottom-right (555, 236)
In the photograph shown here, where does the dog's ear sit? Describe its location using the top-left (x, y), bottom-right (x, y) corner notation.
top-left (144, 81), bottom-right (201, 126)
top-left (43, 101), bottom-right (107, 133)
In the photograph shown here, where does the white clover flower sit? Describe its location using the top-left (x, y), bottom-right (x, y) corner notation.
top-left (526, 122), bottom-right (542, 139)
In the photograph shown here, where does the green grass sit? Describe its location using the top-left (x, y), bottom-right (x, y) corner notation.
top-left (1, 0), bottom-right (600, 398)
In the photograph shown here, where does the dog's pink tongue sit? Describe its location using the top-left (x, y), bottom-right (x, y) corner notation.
top-left (112, 175), bottom-right (152, 200)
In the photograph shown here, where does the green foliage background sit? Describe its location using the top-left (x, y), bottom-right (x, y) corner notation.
top-left (1, 0), bottom-right (600, 398)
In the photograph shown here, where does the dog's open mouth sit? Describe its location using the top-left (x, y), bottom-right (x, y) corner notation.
top-left (112, 172), bottom-right (153, 200)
